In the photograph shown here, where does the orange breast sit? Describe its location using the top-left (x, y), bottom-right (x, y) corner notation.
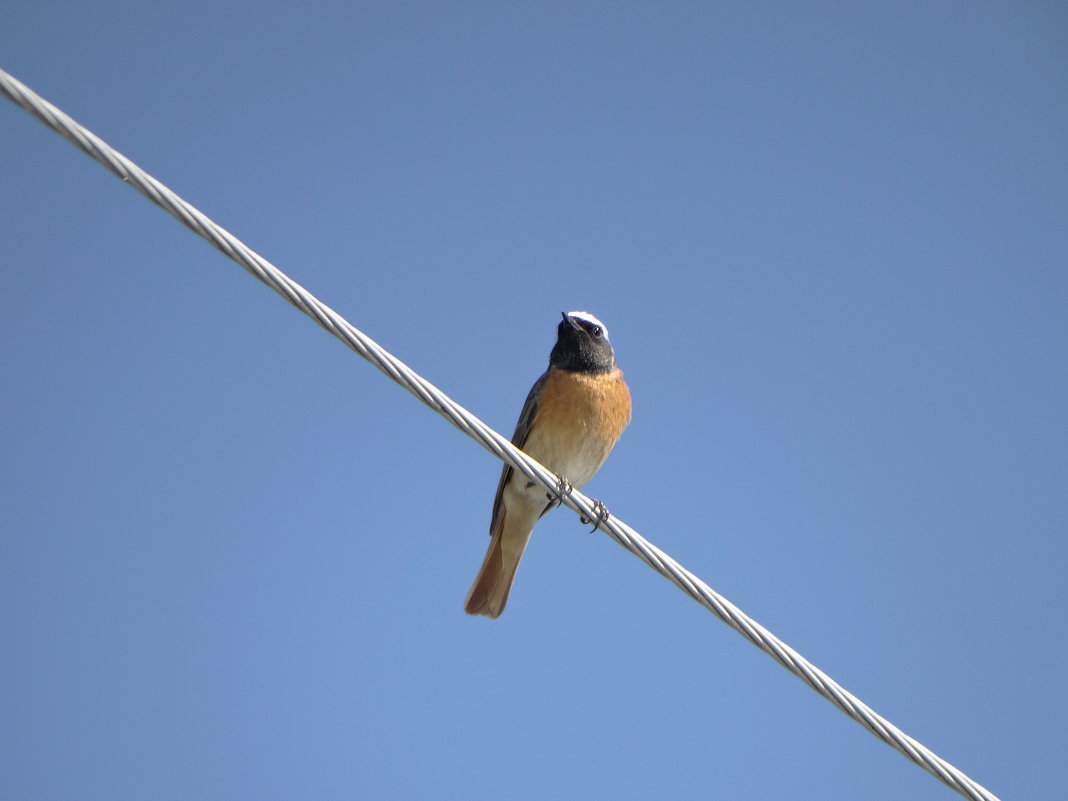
top-left (522, 368), bottom-right (631, 489)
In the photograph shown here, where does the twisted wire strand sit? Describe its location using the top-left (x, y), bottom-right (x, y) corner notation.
top-left (1, 67), bottom-right (1000, 801)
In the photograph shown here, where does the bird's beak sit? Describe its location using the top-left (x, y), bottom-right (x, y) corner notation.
top-left (562, 311), bottom-right (579, 329)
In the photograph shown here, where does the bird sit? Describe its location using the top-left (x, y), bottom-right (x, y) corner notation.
top-left (464, 311), bottom-right (632, 618)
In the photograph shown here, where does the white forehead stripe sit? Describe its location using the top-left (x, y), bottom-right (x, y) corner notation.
top-left (566, 310), bottom-right (609, 339)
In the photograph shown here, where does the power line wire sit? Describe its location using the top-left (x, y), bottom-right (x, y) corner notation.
top-left (1, 67), bottom-right (1001, 801)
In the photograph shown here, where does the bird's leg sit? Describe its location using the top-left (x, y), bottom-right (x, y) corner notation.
top-left (580, 499), bottom-right (610, 532)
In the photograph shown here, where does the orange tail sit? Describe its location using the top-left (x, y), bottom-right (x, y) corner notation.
top-left (464, 535), bottom-right (519, 618)
top-left (464, 506), bottom-right (534, 618)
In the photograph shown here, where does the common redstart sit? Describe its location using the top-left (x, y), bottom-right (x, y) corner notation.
top-left (464, 311), bottom-right (631, 618)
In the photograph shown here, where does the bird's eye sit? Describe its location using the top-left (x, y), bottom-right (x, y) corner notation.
top-left (591, 326), bottom-right (603, 338)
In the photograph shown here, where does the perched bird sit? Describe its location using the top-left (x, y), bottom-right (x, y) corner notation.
top-left (464, 311), bottom-right (632, 618)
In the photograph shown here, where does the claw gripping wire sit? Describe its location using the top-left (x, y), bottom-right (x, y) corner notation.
top-left (0, 67), bottom-right (1000, 801)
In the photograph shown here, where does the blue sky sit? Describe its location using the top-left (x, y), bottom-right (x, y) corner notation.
top-left (2, 3), bottom-right (1065, 799)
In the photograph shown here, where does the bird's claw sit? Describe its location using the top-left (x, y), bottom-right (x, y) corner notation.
top-left (579, 499), bottom-right (610, 533)
top-left (547, 476), bottom-right (574, 507)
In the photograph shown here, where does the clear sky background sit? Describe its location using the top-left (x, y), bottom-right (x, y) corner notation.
top-left (1, 3), bottom-right (1065, 800)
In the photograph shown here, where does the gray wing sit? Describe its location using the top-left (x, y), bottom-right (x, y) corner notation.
top-left (487, 370), bottom-right (549, 534)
